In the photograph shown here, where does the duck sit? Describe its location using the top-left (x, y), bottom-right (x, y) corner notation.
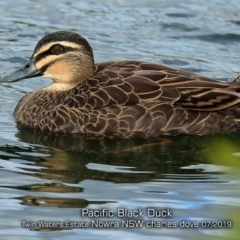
top-left (1, 31), bottom-right (240, 138)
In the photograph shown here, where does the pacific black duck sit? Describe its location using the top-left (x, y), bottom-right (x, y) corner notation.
top-left (1, 31), bottom-right (240, 138)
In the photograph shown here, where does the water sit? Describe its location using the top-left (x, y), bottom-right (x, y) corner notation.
top-left (0, 0), bottom-right (240, 239)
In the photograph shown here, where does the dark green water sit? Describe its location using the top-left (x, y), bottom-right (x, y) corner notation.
top-left (0, 1), bottom-right (240, 239)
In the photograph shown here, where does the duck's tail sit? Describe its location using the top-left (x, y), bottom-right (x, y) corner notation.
top-left (228, 72), bottom-right (240, 83)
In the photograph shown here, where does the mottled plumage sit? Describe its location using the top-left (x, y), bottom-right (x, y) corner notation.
top-left (1, 31), bottom-right (240, 138)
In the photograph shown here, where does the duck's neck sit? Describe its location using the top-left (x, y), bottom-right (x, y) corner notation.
top-left (45, 82), bottom-right (80, 91)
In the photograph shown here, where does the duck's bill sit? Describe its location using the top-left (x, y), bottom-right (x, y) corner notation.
top-left (0, 58), bottom-right (43, 83)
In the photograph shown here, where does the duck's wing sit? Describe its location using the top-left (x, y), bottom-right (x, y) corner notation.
top-left (92, 61), bottom-right (240, 111)
top-left (154, 68), bottom-right (240, 111)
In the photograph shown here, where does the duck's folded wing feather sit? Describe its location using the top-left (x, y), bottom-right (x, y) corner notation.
top-left (175, 87), bottom-right (240, 111)
top-left (94, 61), bottom-right (240, 111)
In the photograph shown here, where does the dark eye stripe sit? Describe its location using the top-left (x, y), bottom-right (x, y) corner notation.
top-left (35, 46), bottom-right (79, 62)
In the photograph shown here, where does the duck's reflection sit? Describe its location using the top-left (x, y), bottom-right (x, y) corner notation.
top-left (2, 124), bottom-right (239, 208)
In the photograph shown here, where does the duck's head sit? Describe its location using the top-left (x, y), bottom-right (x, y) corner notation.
top-left (0, 31), bottom-right (95, 90)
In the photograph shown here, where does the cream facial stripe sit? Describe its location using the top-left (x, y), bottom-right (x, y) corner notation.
top-left (35, 55), bottom-right (59, 70)
top-left (33, 41), bottom-right (82, 57)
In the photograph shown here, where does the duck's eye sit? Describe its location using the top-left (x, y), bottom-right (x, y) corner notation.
top-left (51, 44), bottom-right (63, 54)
